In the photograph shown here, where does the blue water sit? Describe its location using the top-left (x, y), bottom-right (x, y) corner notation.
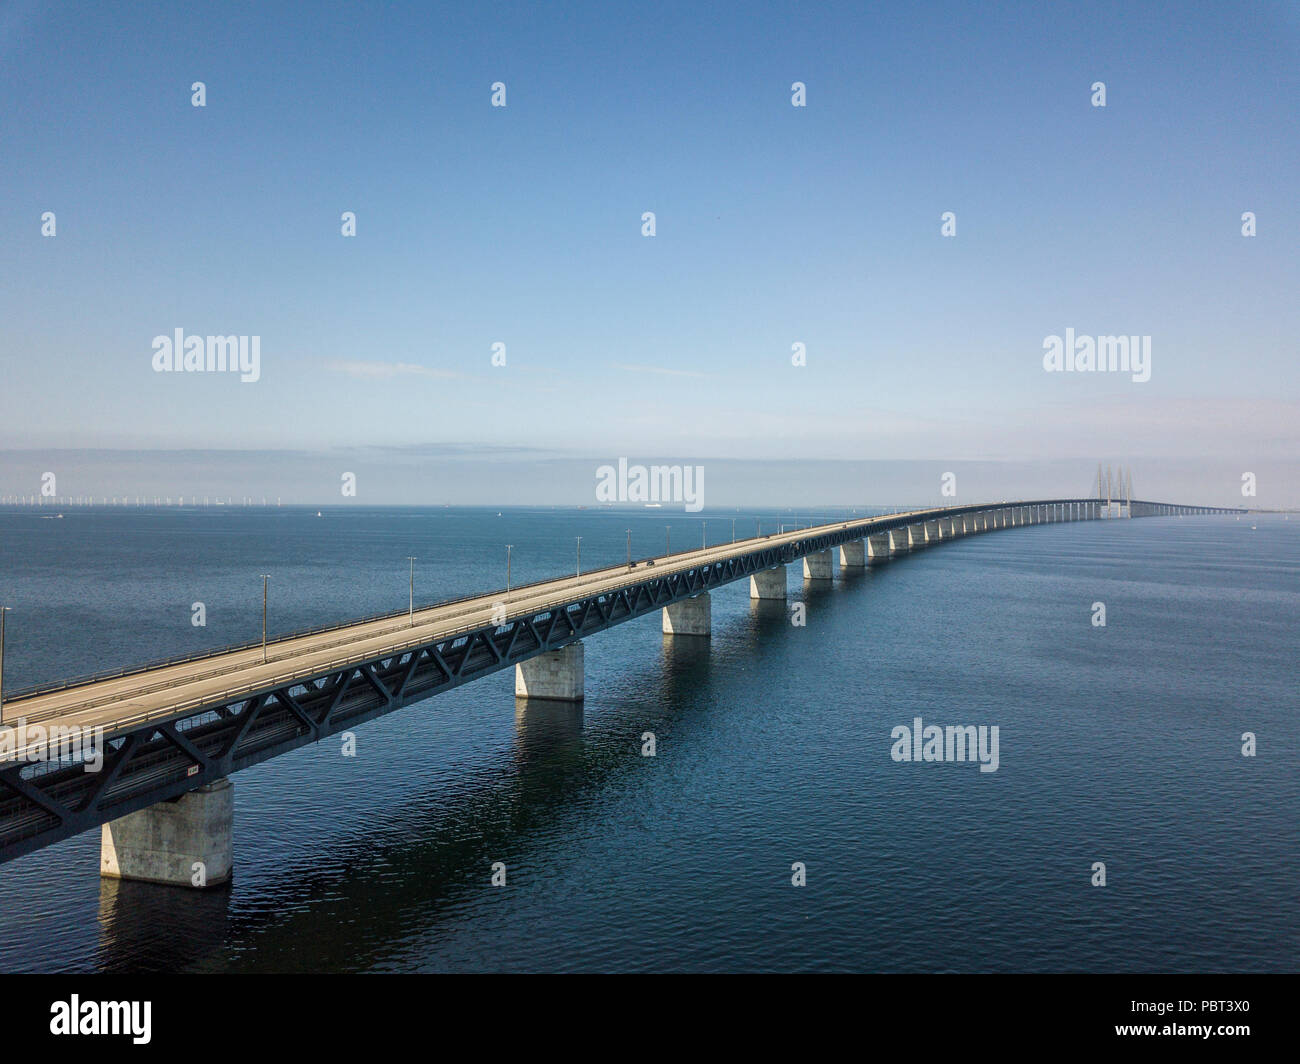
top-left (0, 506), bottom-right (1295, 972)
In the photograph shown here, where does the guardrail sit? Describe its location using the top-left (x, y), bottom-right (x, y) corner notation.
top-left (2, 512), bottom-right (915, 743)
top-left (11, 498), bottom-right (1201, 708)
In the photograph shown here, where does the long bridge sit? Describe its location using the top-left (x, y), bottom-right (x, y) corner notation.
top-left (0, 497), bottom-right (1242, 885)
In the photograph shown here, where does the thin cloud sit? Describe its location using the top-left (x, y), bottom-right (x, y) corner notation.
top-left (615, 363), bottom-right (709, 379)
top-left (327, 360), bottom-right (465, 381)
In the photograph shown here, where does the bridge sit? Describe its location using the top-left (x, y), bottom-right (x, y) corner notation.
top-left (0, 497), bottom-right (1241, 885)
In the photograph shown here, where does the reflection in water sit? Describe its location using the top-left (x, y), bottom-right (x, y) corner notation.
top-left (96, 875), bottom-right (231, 972)
top-left (513, 697), bottom-right (584, 757)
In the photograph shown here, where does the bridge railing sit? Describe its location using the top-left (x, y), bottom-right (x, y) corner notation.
top-left (7, 498), bottom-right (1236, 704)
top-left (5, 531), bottom-right (816, 742)
top-left (0, 501), bottom-right (1073, 702)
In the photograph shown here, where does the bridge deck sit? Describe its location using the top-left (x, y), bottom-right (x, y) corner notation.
top-left (3, 507), bottom-right (938, 750)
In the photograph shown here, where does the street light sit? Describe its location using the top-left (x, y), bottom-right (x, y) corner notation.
top-left (731, 518), bottom-right (736, 543)
top-left (506, 545), bottom-right (513, 592)
top-left (260, 575), bottom-right (270, 663)
top-left (702, 522), bottom-right (706, 549)
top-left (576, 536), bottom-right (582, 577)
top-left (0, 606), bottom-right (11, 725)
top-left (665, 525), bottom-right (671, 558)
top-left (626, 529), bottom-right (631, 569)
top-left (407, 557), bottom-right (417, 626)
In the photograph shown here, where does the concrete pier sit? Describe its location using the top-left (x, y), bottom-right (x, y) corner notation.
top-left (889, 528), bottom-right (911, 553)
top-left (101, 778), bottom-right (234, 889)
top-left (907, 524), bottom-right (927, 549)
top-left (750, 567), bottom-right (787, 600)
top-left (803, 549), bottom-right (833, 580)
top-left (515, 641), bottom-right (584, 701)
top-left (867, 533), bottom-right (892, 564)
top-left (662, 593), bottom-right (711, 637)
top-left (923, 520), bottom-right (940, 545)
top-left (839, 540), bottom-right (866, 568)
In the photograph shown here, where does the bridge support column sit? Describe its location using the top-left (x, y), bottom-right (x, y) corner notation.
top-left (907, 524), bottom-right (927, 549)
top-left (803, 549), bottom-right (833, 580)
top-left (839, 540), bottom-right (866, 568)
top-left (515, 642), bottom-right (584, 701)
top-left (867, 534), bottom-right (891, 563)
top-left (888, 528), bottom-right (910, 553)
top-left (663, 593), bottom-right (711, 637)
top-left (750, 567), bottom-right (787, 600)
top-left (101, 777), bottom-right (234, 889)
top-left (923, 520), bottom-right (940, 545)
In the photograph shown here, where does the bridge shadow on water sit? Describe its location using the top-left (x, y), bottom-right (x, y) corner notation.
top-left (90, 584), bottom-right (837, 973)
top-left (88, 552), bottom-right (942, 973)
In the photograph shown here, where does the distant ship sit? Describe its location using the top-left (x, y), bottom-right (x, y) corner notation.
top-left (644, 502), bottom-right (662, 508)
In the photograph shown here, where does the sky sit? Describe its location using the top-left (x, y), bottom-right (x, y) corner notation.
top-left (0, 0), bottom-right (1296, 507)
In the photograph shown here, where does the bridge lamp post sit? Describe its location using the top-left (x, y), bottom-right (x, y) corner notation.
top-left (665, 526), bottom-right (671, 558)
top-left (731, 518), bottom-right (736, 543)
top-left (506, 545), bottom-right (513, 593)
top-left (260, 575), bottom-right (270, 664)
top-left (576, 537), bottom-right (582, 577)
top-left (407, 557), bottom-right (417, 627)
top-left (0, 606), bottom-right (11, 725)
top-left (702, 522), bottom-right (706, 549)
top-left (626, 529), bottom-right (631, 569)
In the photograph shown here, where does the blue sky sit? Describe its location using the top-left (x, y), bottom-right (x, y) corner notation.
top-left (1, 0), bottom-right (1296, 505)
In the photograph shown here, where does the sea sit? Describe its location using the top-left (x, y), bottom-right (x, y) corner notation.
top-left (0, 505), bottom-right (1294, 972)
